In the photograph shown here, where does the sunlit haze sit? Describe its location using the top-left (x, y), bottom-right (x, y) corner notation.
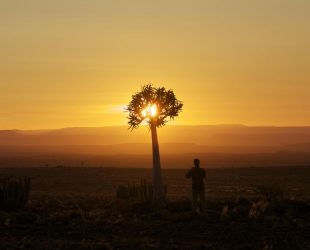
top-left (1, 1), bottom-right (310, 129)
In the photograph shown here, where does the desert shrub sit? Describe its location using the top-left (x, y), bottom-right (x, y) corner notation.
top-left (220, 198), bottom-right (252, 219)
top-left (221, 201), bottom-right (236, 210)
top-left (248, 200), bottom-right (270, 219)
top-left (221, 206), bottom-right (243, 221)
top-left (0, 177), bottom-right (31, 211)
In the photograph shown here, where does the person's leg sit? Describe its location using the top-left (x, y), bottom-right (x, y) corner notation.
top-left (192, 190), bottom-right (198, 212)
top-left (198, 190), bottom-right (207, 212)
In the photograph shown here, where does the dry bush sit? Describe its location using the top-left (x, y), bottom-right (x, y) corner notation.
top-left (248, 200), bottom-right (270, 219)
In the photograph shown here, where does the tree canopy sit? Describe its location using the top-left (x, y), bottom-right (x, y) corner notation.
top-left (126, 84), bottom-right (183, 130)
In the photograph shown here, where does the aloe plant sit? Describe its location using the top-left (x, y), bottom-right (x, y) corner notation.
top-left (116, 179), bottom-right (167, 202)
top-left (0, 177), bottom-right (31, 211)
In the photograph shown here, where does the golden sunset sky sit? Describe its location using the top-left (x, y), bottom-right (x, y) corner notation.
top-left (1, 0), bottom-right (310, 129)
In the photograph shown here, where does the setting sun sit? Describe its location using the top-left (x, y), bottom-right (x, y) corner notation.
top-left (141, 104), bottom-right (157, 118)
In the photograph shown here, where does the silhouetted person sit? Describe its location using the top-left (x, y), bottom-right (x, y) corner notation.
top-left (185, 158), bottom-right (207, 213)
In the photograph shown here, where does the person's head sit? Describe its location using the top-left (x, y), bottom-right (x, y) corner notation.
top-left (193, 158), bottom-right (200, 167)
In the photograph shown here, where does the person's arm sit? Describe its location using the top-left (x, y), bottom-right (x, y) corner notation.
top-left (201, 169), bottom-right (206, 178)
top-left (185, 168), bottom-right (192, 178)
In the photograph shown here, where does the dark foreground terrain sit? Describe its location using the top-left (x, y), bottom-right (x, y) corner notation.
top-left (1, 167), bottom-right (310, 250)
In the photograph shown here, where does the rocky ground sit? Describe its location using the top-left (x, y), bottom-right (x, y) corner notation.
top-left (1, 195), bottom-right (310, 250)
top-left (1, 167), bottom-right (310, 249)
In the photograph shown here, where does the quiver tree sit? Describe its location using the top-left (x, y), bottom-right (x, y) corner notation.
top-left (126, 84), bottom-right (183, 206)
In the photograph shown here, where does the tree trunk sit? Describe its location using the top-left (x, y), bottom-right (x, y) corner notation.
top-left (150, 120), bottom-right (166, 206)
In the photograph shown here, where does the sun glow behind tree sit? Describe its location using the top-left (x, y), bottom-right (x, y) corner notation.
top-left (126, 84), bottom-right (183, 130)
top-left (141, 104), bottom-right (157, 118)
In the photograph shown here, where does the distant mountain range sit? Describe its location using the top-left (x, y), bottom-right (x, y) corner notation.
top-left (1, 125), bottom-right (310, 168)
top-left (1, 125), bottom-right (310, 147)
top-left (1, 125), bottom-right (310, 149)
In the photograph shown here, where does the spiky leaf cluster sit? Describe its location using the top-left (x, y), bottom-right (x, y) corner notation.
top-left (126, 84), bottom-right (183, 130)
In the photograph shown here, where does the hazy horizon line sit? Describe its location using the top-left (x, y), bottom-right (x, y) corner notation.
top-left (3, 123), bottom-right (310, 131)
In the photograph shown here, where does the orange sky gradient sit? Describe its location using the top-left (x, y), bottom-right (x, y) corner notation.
top-left (1, 1), bottom-right (310, 129)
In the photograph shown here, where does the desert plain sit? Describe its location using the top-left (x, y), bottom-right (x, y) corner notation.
top-left (1, 166), bottom-right (310, 250)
